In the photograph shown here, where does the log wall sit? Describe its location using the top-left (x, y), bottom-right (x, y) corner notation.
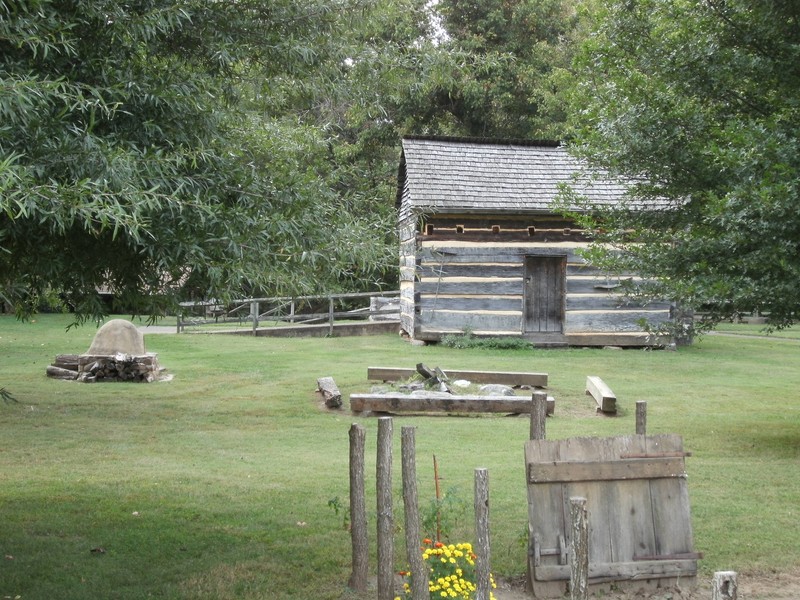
top-left (399, 214), bottom-right (672, 345)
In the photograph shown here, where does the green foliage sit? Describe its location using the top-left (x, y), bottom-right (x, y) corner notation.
top-left (0, 0), bottom-right (397, 323)
top-left (327, 495), bottom-right (350, 531)
top-left (567, 0), bottom-right (800, 328)
top-left (440, 331), bottom-right (534, 351)
top-left (421, 486), bottom-right (470, 542)
top-left (424, 0), bottom-right (586, 139)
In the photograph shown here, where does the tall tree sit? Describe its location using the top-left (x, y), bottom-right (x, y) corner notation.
top-left (0, 0), bottom-right (394, 321)
top-left (421, 0), bottom-right (584, 139)
top-left (566, 0), bottom-right (800, 329)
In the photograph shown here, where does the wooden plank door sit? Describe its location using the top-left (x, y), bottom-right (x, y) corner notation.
top-left (524, 255), bottom-right (566, 333)
top-left (525, 435), bottom-right (698, 598)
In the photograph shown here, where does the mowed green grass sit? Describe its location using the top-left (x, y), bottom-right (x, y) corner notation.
top-left (1, 315), bottom-right (798, 599)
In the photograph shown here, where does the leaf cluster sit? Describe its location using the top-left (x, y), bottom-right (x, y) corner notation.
top-left (567, 0), bottom-right (800, 328)
top-left (0, 0), bottom-right (396, 323)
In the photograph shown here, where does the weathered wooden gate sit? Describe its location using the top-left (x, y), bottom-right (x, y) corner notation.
top-left (525, 434), bottom-right (699, 597)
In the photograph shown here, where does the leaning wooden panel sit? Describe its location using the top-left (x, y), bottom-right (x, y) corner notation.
top-left (525, 435), bottom-right (698, 598)
top-left (525, 440), bottom-right (567, 598)
top-left (646, 434), bottom-right (696, 558)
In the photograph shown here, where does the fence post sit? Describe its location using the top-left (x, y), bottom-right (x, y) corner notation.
top-left (569, 497), bottom-right (588, 600)
top-left (636, 401), bottom-right (647, 435)
top-left (250, 300), bottom-right (259, 335)
top-left (530, 391), bottom-right (548, 440)
top-left (712, 571), bottom-right (738, 600)
top-left (401, 427), bottom-right (428, 600)
top-left (376, 417), bottom-right (394, 600)
top-left (348, 424), bottom-right (368, 592)
top-left (474, 468), bottom-right (491, 600)
top-left (328, 297), bottom-right (335, 336)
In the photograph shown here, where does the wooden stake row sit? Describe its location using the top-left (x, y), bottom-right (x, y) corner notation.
top-left (348, 418), bottom-right (492, 600)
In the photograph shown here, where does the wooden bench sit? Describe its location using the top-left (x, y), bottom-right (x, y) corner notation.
top-left (585, 376), bottom-right (617, 414)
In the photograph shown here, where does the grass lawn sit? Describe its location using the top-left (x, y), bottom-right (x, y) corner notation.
top-left (1, 316), bottom-right (798, 599)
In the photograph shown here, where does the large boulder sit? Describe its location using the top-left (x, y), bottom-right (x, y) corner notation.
top-left (86, 319), bottom-right (146, 355)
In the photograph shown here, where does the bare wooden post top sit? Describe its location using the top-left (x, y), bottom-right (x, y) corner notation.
top-left (636, 401), bottom-right (647, 435)
top-left (712, 571), bottom-right (738, 600)
top-left (530, 390), bottom-right (548, 440)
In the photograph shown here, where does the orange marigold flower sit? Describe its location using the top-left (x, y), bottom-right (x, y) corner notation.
top-left (434, 541), bottom-right (444, 548)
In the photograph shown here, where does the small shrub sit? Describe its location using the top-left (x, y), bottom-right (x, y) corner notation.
top-left (420, 486), bottom-right (469, 542)
top-left (440, 332), bottom-right (533, 351)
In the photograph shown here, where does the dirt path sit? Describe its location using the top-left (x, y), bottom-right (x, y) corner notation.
top-left (494, 567), bottom-right (800, 600)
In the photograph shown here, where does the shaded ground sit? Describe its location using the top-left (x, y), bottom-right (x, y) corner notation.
top-left (495, 567), bottom-right (800, 599)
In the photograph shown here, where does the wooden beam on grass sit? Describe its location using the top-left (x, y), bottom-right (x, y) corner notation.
top-left (350, 392), bottom-right (544, 414)
top-left (585, 375), bottom-right (617, 414)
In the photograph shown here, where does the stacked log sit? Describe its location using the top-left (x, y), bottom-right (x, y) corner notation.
top-left (46, 353), bottom-right (162, 383)
top-left (78, 353), bottom-right (161, 383)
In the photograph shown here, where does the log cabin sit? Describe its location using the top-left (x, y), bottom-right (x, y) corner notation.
top-left (396, 136), bottom-right (675, 347)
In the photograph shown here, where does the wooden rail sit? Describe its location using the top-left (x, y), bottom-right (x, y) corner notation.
top-left (177, 291), bottom-right (399, 335)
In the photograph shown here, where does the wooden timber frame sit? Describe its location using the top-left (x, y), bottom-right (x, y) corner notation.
top-left (351, 366), bottom-right (552, 415)
top-left (367, 366), bottom-right (548, 387)
top-left (525, 434), bottom-right (699, 597)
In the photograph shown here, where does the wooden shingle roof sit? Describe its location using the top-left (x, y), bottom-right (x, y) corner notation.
top-left (398, 136), bottom-right (631, 216)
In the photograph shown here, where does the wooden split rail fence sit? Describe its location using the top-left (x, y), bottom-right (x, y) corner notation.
top-left (177, 291), bottom-right (400, 335)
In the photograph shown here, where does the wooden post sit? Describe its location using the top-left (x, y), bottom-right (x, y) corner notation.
top-left (433, 454), bottom-right (442, 543)
top-left (712, 571), bottom-right (738, 600)
top-left (401, 427), bottom-right (428, 600)
top-left (348, 424), bottom-right (368, 591)
top-left (530, 391), bottom-right (548, 440)
top-left (176, 313), bottom-right (182, 334)
top-left (250, 300), bottom-right (259, 335)
top-left (569, 497), bottom-right (588, 600)
top-left (290, 299), bottom-right (296, 323)
top-left (474, 468), bottom-right (491, 600)
top-left (636, 401), bottom-right (647, 435)
top-left (376, 417), bottom-right (394, 600)
top-left (328, 297), bottom-right (335, 336)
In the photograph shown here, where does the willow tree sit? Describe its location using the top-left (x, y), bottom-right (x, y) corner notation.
top-left (412, 0), bottom-right (586, 139)
top-left (0, 0), bottom-right (394, 322)
top-left (567, 0), bottom-right (800, 329)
